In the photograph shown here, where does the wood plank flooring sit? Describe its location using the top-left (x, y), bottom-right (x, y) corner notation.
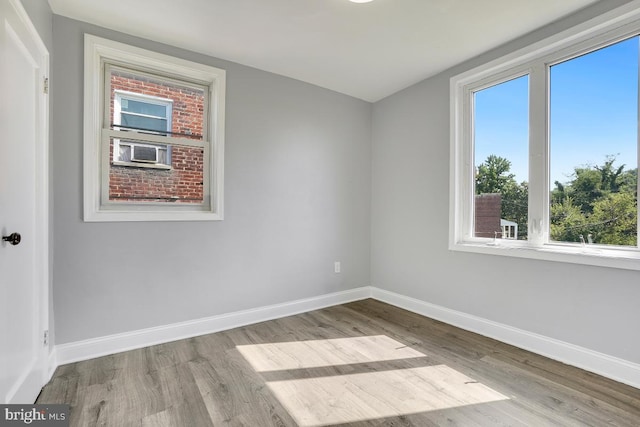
top-left (37, 299), bottom-right (640, 426)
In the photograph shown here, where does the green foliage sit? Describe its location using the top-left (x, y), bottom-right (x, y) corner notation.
top-left (550, 156), bottom-right (637, 246)
top-left (477, 154), bottom-right (638, 246)
top-left (590, 192), bottom-right (637, 246)
top-left (475, 155), bottom-right (528, 239)
top-left (501, 180), bottom-right (528, 239)
top-left (476, 155), bottom-right (516, 195)
top-left (549, 198), bottom-right (589, 242)
top-left (568, 168), bottom-right (605, 214)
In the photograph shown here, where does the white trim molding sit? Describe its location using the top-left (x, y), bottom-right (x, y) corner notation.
top-left (51, 286), bottom-right (640, 391)
top-left (55, 287), bottom-right (371, 365)
top-left (370, 287), bottom-right (640, 390)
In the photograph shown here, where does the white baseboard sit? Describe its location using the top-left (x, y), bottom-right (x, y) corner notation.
top-left (370, 287), bottom-right (640, 390)
top-left (52, 285), bottom-right (640, 391)
top-left (55, 287), bottom-right (372, 366)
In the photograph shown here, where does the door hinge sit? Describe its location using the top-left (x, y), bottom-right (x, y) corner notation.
top-left (43, 77), bottom-right (49, 94)
top-left (43, 330), bottom-right (49, 346)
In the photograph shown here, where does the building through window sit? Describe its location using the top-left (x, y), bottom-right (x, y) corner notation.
top-left (108, 67), bottom-right (206, 204)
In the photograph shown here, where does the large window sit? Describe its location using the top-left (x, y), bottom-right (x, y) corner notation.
top-left (84, 35), bottom-right (226, 221)
top-left (450, 4), bottom-right (640, 270)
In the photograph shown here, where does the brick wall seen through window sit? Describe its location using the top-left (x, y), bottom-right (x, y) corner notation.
top-left (109, 70), bottom-right (206, 204)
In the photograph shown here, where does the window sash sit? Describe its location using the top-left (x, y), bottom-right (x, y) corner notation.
top-left (100, 132), bottom-right (211, 208)
top-left (106, 64), bottom-right (208, 139)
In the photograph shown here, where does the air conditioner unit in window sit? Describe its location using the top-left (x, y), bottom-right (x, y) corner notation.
top-left (131, 145), bottom-right (158, 163)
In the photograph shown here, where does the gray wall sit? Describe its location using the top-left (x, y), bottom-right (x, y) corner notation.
top-left (49, 0), bottom-right (640, 366)
top-left (52, 16), bottom-right (372, 344)
top-left (22, 0), bottom-right (52, 52)
top-left (371, 0), bottom-right (640, 364)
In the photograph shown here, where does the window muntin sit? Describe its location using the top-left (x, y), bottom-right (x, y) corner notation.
top-left (450, 4), bottom-right (640, 269)
top-left (84, 35), bottom-right (225, 221)
top-left (549, 36), bottom-right (638, 247)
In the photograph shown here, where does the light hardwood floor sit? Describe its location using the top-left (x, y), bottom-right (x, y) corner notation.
top-left (38, 299), bottom-right (640, 426)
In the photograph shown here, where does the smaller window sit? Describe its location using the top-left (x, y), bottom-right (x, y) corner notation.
top-left (113, 91), bottom-right (173, 168)
top-left (84, 35), bottom-right (226, 222)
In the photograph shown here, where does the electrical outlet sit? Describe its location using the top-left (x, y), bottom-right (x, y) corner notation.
top-left (334, 261), bottom-right (341, 273)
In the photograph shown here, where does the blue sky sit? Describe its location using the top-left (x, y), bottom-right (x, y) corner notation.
top-left (474, 35), bottom-right (638, 187)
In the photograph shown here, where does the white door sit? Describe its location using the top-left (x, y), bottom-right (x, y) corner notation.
top-left (0, 0), bottom-right (49, 404)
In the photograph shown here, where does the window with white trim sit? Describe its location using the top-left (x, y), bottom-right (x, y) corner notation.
top-left (84, 35), bottom-right (226, 221)
top-left (450, 3), bottom-right (640, 270)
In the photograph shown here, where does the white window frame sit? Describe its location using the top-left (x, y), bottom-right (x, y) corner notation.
top-left (450, 1), bottom-right (640, 271)
top-left (84, 34), bottom-right (226, 221)
top-left (113, 90), bottom-right (173, 168)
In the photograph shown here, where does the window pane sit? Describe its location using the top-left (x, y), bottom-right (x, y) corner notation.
top-left (121, 113), bottom-right (167, 133)
top-left (110, 68), bottom-right (205, 140)
top-left (473, 75), bottom-right (529, 240)
top-left (109, 138), bottom-right (204, 204)
top-left (550, 37), bottom-right (638, 247)
top-left (122, 99), bottom-right (167, 117)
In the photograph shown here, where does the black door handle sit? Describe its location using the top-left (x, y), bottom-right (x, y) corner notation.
top-left (3, 232), bottom-right (21, 246)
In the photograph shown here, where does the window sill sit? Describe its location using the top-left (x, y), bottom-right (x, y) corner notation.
top-left (450, 240), bottom-right (640, 271)
top-left (84, 208), bottom-right (222, 222)
top-left (112, 161), bottom-right (171, 170)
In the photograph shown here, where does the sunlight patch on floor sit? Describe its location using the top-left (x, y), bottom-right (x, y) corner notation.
top-left (266, 365), bottom-right (509, 426)
top-left (236, 335), bottom-right (425, 372)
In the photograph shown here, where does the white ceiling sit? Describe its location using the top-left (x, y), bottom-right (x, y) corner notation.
top-left (48, 0), bottom-right (600, 102)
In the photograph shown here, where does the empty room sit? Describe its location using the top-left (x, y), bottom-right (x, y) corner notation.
top-left (2, 0), bottom-right (640, 425)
